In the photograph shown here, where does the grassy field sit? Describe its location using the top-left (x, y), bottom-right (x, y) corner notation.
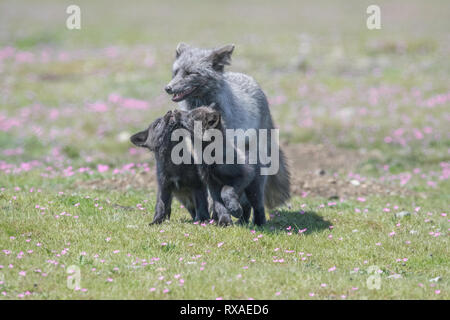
top-left (0, 0), bottom-right (449, 299)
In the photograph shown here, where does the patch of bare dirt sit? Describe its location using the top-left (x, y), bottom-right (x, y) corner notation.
top-left (76, 143), bottom-right (411, 199)
top-left (284, 143), bottom-right (411, 199)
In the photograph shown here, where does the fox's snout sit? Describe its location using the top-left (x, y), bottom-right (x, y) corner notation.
top-left (164, 85), bottom-right (173, 94)
top-left (165, 75), bottom-right (183, 94)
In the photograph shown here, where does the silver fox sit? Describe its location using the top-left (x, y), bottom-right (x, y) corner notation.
top-left (165, 43), bottom-right (290, 210)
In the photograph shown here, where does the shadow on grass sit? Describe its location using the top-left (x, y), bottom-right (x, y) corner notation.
top-left (257, 210), bottom-right (332, 235)
top-left (176, 209), bottom-right (331, 235)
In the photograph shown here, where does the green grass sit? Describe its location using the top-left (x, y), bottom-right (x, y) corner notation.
top-left (0, 185), bottom-right (448, 299)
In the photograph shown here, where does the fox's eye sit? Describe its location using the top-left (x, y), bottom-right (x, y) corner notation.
top-left (173, 69), bottom-right (179, 77)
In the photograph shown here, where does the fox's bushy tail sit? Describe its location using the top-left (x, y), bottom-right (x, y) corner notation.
top-left (264, 147), bottom-right (290, 209)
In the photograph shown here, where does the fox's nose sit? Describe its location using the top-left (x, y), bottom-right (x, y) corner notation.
top-left (165, 85), bottom-right (173, 94)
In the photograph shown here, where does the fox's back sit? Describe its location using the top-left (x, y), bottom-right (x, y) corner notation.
top-left (224, 72), bottom-right (259, 94)
top-left (219, 72), bottom-right (272, 131)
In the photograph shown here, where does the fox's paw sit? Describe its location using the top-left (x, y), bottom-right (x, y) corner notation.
top-left (149, 217), bottom-right (165, 225)
top-left (221, 186), bottom-right (243, 218)
top-left (218, 214), bottom-right (233, 227)
top-left (194, 215), bottom-right (210, 223)
top-left (225, 202), bottom-right (242, 218)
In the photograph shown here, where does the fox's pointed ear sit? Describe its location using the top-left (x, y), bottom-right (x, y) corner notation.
top-left (146, 117), bottom-right (168, 151)
top-left (130, 130), bottom-right (148, 148)
top-left (176, 42), bottom-right (189, 58)
top-left (210, 44), bottom-right (235, 72)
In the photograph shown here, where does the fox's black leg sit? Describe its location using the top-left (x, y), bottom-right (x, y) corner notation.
top-left (245, 177), bottom-right (266, 226)
top-left (185, 203), bottom-right (196, 220)
top-left (151, 187), bottom-right (172, 225)
top-left (193, 187), bottom-right (210, 222)
top-left (238, 194), bottom-right (251, 225)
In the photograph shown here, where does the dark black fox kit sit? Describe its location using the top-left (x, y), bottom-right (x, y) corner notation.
top-left (177, 106), bottom-right (265, 226)
top-left (130, 111), bottom-right (209, 224)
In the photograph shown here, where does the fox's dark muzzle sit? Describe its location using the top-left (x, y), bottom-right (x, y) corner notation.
top-left (164, 85), bottom-right (173, 94)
